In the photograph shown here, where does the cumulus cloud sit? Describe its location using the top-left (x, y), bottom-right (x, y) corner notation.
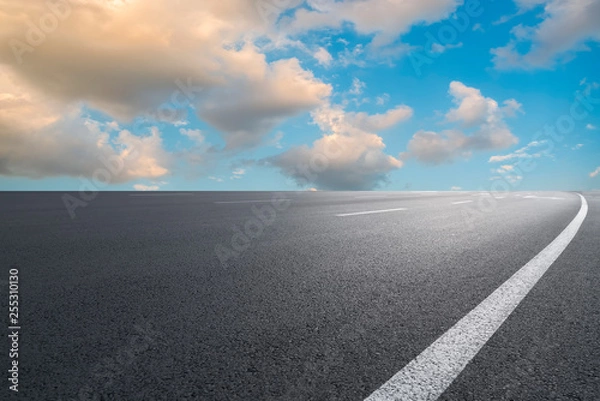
top-left (0, 0), bottom-right (332, 159)
top-left (265, 102), bottom-right (411, 190)
top-left (403, 81), bottom-right (520, 164)
top-left (198, 56), bottom-right (331, 149)
top-left (492, 0), bottom-right (600, 69)
top-left (0, 67), bottom-right (170, 181)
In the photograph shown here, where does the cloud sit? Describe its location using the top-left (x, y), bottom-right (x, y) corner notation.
top-left (450, 186), bottom-right (462, 191)
top-left (198, 56), bottom-right (331, 149)
top-left (230, 168), bottom-right (246, 179)
top-left (133, 184), bottom-right (160, 191)
top-left (498, 165), bottom-right (515, 172)
top-left (590, 166), bottom-right (600, 178)
top-left (586, 123), bottom-right (597, 130)
top-left (431, 42), bottom-right (463, 54)
top-left (572, 143), bottom-right (583, 150)
top-left (492, 0), bottom-right (600, 70)
top-left (180, 128), bottom-right (204, 144)
top-left (0, 66), bottom-right (171, 181)
top-left (488, 140), bottom-right (548, 163)
top-left (345, 105), bottom-right (414, 132)
top-left (284, 0), bottom-right (462, 50)
top-left (472, 23), bottom-right (484, 32)
top-left (265, 103), bottom-right (409, 190)
top-left (0, 0), bottom-right (332, 156)
top-left (376, 94), bottom-right (390, 106)
top-left (403, 82), bottom-right (520, 164)
top-left (313, 47), bottom-right (333, 66)
top-left (349, 77), bottom-right (366, 95)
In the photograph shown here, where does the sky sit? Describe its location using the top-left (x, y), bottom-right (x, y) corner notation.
top-left (0, 0), bottom-right (599, 192)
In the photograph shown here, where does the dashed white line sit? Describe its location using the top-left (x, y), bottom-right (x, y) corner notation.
top-left (523, 196), bottom-right (564, 200)
top-left (365, 194), bottom-right (588, 401)
top-left (214, 199), bottom-right (289, 204)
top-left (451, 200), bottom-right (473, 205)
top-left (336, 208), bottom-right (407, 217)
top-left (129, 193), bottom-right (193, 197)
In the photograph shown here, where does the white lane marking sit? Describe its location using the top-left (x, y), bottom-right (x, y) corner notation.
top-left (214, 199), bottom-right (289, 204)
top-left (524, 196), bottom-right (564, 200)
top-left (365, 194), bottom-right (588, 401)
top-left (129, 193), bottom-right (193, 197)
top-left (451, 200), bottom-right (473, 205)
top-left (336, 208), bottom-right (407, 217)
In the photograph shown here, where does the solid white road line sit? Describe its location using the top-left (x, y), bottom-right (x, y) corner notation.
top-left (214, 199), bottom-right (289, 204)
top-left (336, 208), bottom-right (407, 217)
top-left (365, 194), bottom-right (588, 401)
top-left (451, 200), bottom-right (473, 205)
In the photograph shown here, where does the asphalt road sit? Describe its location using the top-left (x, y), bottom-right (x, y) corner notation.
top-left (0, 191), bottom-right (598, 400)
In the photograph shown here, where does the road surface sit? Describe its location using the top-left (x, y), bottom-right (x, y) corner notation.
top-left (1, 191), bottom-right (598, 400)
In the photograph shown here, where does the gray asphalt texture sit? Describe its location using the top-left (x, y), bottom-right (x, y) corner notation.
top-left (0, 191), bottom-right (598, 400)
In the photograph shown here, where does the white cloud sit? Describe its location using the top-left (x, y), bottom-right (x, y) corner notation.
top-left (590, 166), bottom-right (600, 178)
top-left (492, 0), bottom-right (600, 70)
top-left (586, 123), bottom-right (597, 130)
top-left (489, 140), bottom-right (548, 163)
top-left (403, 82), bottom-right (520, 164)
top-left (180, 128), bottom-right (204, 144)
top-left (313, 47), bottom-right (333, 66)
top-left (446, 81), bottom-right (522, 127)
top-left (285, 0), bottom-right (462, 51)
top-left (345, 105), bottom-right (414, 132)
top-left (472, 23), bottom-right (484, 32)
top-left (230, 168), bottom-right (246, 180)
top-left (133, 184), bottom-right (160, 191)
top-left (266, 103), bottom-right (409, 190)
top-left (450, 186), bottom-right (462, 191)
top-left (431, 42), bottom-right (463, 54)
top-left (208, 176), bottom-right (224, 182)
top-left (572, 143), bottom-right (584, 150)
top-left (506, 175), bottom-right (524, 184)
top-left (376, 94), bottom-right (390, 106)
top-left (349, 78), bottom-right (366, 95)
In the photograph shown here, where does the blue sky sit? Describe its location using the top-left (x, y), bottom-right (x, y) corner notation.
top-left (1, 0), bottom-right (599, 191)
